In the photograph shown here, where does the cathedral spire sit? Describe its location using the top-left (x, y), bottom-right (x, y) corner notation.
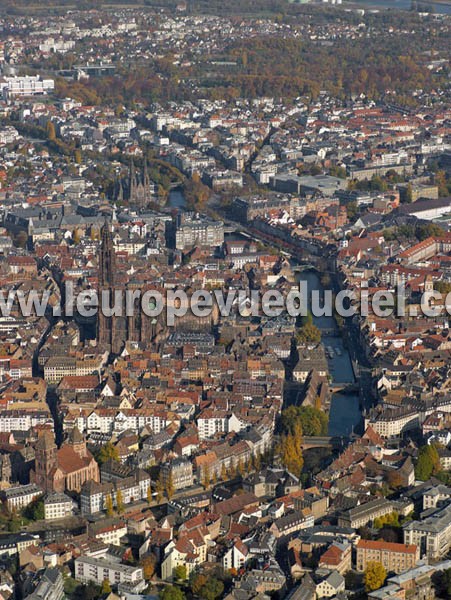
top-left (129, 158), bottom-right (136, 201)
top-left (144, 157), bottom-right (149, 188)
top-left (99, 218), bottom-right (116, 287)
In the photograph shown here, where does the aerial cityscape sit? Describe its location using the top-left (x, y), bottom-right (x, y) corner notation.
top-left (0, 1), bottom-right (449, 599)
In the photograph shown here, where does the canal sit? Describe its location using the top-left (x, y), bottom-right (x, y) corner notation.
top-left (350, 0), bottom-right (451, 14)
top-left (168, 188), bottom-right (187, 209)
top-left (297, 270), bottom-right (362, 437)
top-left (166, 189), bottom-right (361, 436)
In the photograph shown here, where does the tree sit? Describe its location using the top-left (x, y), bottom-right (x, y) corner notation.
top-left (116, 489), bottom-right (124, 514)
top-left (373, 512), bottom-right (399, 530)
top-left (379, 526), bottom-right (401, 543)
top-left (228, 462), bottom-right (237, 479)
top-left (14, 231), bottom-right (29, 249)
top-left (202, 466), bottom-right (211, 490)
top-left (296, 321), bottom-right (321, 345)
top-left (159, 586), bottom-right (185, 600)
top-left (405, 183), bottom-right (413, 203)
top-left (346, 200), bottom-right (358, 220)
top-left (364, 561), bottom-right (387, 592)
top-left (7, 517), bottom-right (21, 532)
top-left (74, 148), bottom-right (82, 164)
top-left (63, 577), bottom-right (79, 596)
top-left (253, 453), bottom-right (261, 472)
top-left (156, 472), bottom-right (164, 503)
top-left (73, 228), bottom-right (82, 244)
top-left (105, 494), bottom-right (114, 517)
top-left (387, 470), bottom-right (403, 489)
top-left (433, 567), bottom-right (451, 598)
top-left (220, 463), bottom-right (228, 482)
top-left (190, 573), bottom-right (208, 596)
top-left (434, 170), bottom-right (450, 197)
top-left (165, 472), bottom-right (175, 500)
top-left (173, 565), bottom-right (187, 581)
top-left (147, 485), bottom-right (153, 504)
top-left (415, 444), bottom-right (441, 481)
top-left (416, 223), bottom-right (444, 242)
top-left (141, 553), bottom-right (157, 581)
top-left (277, 421), bottom-right (304, 477)
top-left (281, 405), bottom-right (328, 437)
top-left (46, 121), bottom-right (56, 141)
top-left (80, 582), bottom-right (101, 600)
top-left (23, 497), bottom-right (44, 521)
top-left (198, 577), bottom-right (224, 600)
top-left (97, 442), bottom-right (119, 465)
top-left (101, 579), bottom-right (112, 594)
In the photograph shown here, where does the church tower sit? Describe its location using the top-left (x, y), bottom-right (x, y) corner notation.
top-left (66, 426), bottom-right (87, 459)
top-left (34, 432), bottom-right (57, 492)
top-left (97, 219), bottom-right (117, 351)
top-left (99, 219), bottom-right (116, 288)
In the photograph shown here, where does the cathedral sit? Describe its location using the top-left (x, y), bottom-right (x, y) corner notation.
top-left (97, 219), bottom-right (162, 355)
top-left (31, 428), bottom-right (99, 493)
top-left (115, 159), bottom-right (156, 207)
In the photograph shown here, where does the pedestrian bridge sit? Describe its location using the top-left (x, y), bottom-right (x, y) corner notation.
top-left (330, 382), bottom-right (359, 394)
top-left (301, 436), bottom-right (348, 451)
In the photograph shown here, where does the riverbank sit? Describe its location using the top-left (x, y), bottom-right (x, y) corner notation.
top-left (295, 270), bottom-right (362, 437)
top-left (344, 0), bottom-right (451, 13)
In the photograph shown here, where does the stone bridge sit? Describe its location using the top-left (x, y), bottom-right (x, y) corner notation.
top-left (301, 436), bottom-right (348, 451)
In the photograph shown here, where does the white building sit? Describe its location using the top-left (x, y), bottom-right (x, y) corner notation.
top-left (74, 556), bottom-right (145, 589)
top-left (404, 502), bottom-right (451, 560)
top-left (0, 411), bottom-right (51, 433)
top-left (44, 493), bottom-right (74, 521)
top-left (221, 540), bottom-right (248, 571)
top-left (0, 75), bottom-right (54, 99)
top-left (197, 411), bottom-right (243, 440)
top-left (1, 484), bottom-right (42, 511)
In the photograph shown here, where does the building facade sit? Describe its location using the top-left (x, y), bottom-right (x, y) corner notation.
top-left (356, 540), bottom-right (419, 574)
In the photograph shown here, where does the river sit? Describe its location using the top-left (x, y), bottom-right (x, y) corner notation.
top-left (168, 188), bottom-right (187, 209)
top-left (297, 270), bottom-right (362, 437)
top-left (350, 0), bottom-right (451, 13)
top-left (167, 189), bottom-right (360, 435)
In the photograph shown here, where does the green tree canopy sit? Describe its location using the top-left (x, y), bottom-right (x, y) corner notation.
top-left (281, 405), bottom-right (328, 437)
top-left (23, 497), bottom-right (44, 521)
top-left (173, 565), bottom-right (187, 581)
top-left (415, 444), bottom-right (441, 481)
top-left (96, 441), bottom-right (119, 464)
top-left (159, 585), bottom-right (186, 600)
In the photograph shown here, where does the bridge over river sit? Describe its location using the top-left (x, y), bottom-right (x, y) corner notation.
top-left (302, 436), bottom-right (349, 451)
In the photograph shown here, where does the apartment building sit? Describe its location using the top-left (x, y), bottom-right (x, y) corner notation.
top-left (338, 499), bottom-right (409, 529)
top-left (74, 556), bottom-right (144, 589)
top-left (403, 502), bottom-right (451, 559)
top-left (364, 407), bottom-right (420, 438)
top-left (175, 212), bottom-right (224, 250)
top-left (43, 493), bottom-right (73, 521)
top-left (160, 457), bottom-right (193, 491)
top-left (356, 540), bottom-right (419, 574)
top-left (44, 355), bottom-right (106, 384)
top-left (197, 410), bottom-right (243, 440)
top-left (422, 484), bottom-right (451, 510)
top-left (24, 567), bottom-right (64, 600)
top-left (0, 75), bottom-right (54, 98)
top-left (88, 520), bottom-right (127, 546)
top-left (0, 410), bottom-right (51, 433)
top-left (1, 484), bottom-right (42, 511)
